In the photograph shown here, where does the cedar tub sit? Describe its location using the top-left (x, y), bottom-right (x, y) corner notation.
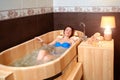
top-left (0, 30), bottom-right (83, 80)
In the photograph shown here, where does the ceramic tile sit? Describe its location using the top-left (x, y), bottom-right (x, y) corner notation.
top-left (0, 0), bottom-right (21, 10)
top-left (37, 0), bottom-right (53, 7)
top-left (22, 0), bottom-right (37, 8)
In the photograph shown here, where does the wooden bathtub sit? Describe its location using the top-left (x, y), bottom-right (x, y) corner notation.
top-left (0, 30), bottom-right (83, 80)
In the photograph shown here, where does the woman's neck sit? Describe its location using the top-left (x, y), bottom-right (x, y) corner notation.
top-left (63, 36), bottom-right (69, 39)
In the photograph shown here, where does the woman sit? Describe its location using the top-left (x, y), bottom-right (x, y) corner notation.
top-left (35, 27), bottom-right (75, 64)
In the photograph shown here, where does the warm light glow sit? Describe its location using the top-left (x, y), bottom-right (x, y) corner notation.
top-left (104, 27), bottom-right (112, 34)
top-left (100, 16), bottom-right (116, 41)
top-left (101, 16), bottom-right (116, 28)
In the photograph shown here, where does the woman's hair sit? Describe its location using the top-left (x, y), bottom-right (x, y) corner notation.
top-left (64, 26), bottom-right (74, 37)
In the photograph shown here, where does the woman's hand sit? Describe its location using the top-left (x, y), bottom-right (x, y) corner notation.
top-left (34, 37), bottom-right (44, 43)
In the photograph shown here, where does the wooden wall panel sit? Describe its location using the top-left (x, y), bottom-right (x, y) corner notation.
top-left (0, 13), bottom-right (54, 52)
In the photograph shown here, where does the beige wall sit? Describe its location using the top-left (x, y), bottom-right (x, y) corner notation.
top-left (53, 0), bottom-right (120, 6)
top-left (0, 0), bottom-right (53, 11)
top-left (53, 0), bottom-right (120, 12)
top-left (0, 0), bottom-right (120, 20)
top-left (0, 0), bottom-right (53, 20)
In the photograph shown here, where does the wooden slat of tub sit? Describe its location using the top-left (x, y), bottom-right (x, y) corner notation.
top-left (0, 39), bottom-right (42, 65)
top-left (60, 46), bottom-right (76, 70)
top-left (0, 55), bottom-right (3, 64)
top-left (13, 62), bottom-right (61, 80)
top-left (2, 43), bottom-right (28, 65)
top-left (39, 30), bottom-right (62, 44)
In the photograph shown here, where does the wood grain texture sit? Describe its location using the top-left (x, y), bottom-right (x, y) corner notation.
top-left (55, 56), bottom-right (83, 80)
top-left (78, 40), bottom-right (114, 80)
top-left (0, 70), bottom-right (14, 80)
top-left (0, 30), bottom-right (83, 80)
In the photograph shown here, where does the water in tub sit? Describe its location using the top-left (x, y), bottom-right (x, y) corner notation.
top-left (9, 47), bottom-right (67, 67)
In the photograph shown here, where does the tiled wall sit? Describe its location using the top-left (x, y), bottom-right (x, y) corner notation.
top-left (0, 0), bottom-right (53, 20)
top-left (53, 0), bottom-right (120, 6)
top-left (0, 7), bottom-right (53, 20)
top-left (0, 0), bottom-right (53, 10)
top-left (53, 6), bottom-right (120, 12)
top-left (53, 0), bottom-right (120, 12)
top-left (1, 0), bottom-right (120, 21)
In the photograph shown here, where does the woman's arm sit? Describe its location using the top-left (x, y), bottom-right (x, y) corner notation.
top-left (35, 36), bottom-right (60, 45)
top-left (35, 37), bottom-right (44, 42)
top-left (34, 37), bottom-right (47, 45)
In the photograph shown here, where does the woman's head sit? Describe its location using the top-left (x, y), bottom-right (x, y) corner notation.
top-left (64, 26), bottom-right (74, 37)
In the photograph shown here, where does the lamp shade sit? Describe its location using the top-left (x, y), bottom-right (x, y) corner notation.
top-left (100, 16), bottom-right (116, 28)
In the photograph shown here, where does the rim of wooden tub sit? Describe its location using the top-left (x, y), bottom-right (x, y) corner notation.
top-left (0, 41), bottom-right (78, 69)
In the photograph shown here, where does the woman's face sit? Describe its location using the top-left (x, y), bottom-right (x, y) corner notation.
top-left (64, 27), bottom-right (72, 37)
